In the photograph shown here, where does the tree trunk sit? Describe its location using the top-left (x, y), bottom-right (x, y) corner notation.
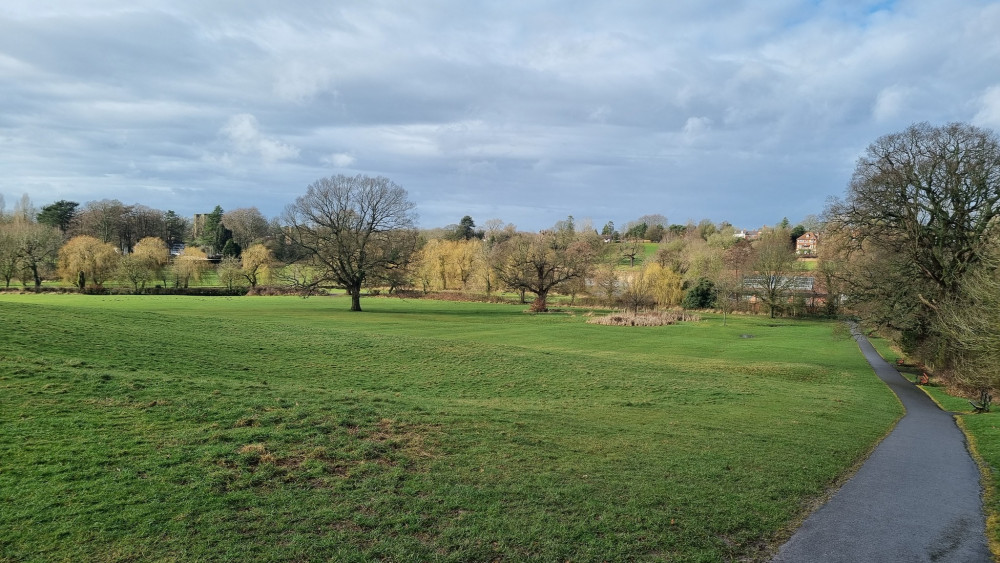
top-left (349, 284), bottom-right (363, 312)
top-left (530, 290), bottom-right (549, 312)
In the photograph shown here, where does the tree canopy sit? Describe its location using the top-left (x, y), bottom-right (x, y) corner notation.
top-left (285, 174), bottom-right (418, 311)
top-left (492, 219), bottom-right (597, 312)
top-left (37, 200), bottom-right (79, 233)
top-left (827, 122), bottom-right (1000, 346)
top-left (58, 235), bottom-right (119, 289)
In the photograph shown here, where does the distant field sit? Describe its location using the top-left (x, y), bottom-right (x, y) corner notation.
top-left (643, 242), bottom-right (660, 261)
top-left (0, 295), bottom-right (901, 561)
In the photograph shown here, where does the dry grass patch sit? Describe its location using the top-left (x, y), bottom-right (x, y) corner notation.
top-left (587, 310), bottom-right (701, 326)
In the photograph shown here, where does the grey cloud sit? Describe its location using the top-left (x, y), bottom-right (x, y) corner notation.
top-left (2, 0), bottom-right (999, 229)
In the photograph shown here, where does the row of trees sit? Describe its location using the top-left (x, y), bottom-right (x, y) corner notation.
top-left (277, 175), bottom-right (809, 314)
top-left (0, 193), bottom-right (299, 291)
top-left (3, 179), bottom-right (809, 318)
top-left (410, 217), bottom-right (806, 316)
top-left (32, 198), bottom-right (189, 253)
top-left (0, 196), bottom-right (64, 289)
top-left (50, 234), bottom-right (275, 293)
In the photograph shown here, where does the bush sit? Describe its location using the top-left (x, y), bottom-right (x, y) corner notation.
top-left (682, 278), bottom-right (716, 309)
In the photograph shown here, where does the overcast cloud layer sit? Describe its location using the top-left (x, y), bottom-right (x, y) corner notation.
top-left (2, 1), bottom-right (999, 230)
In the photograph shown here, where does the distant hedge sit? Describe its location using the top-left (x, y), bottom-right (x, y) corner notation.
top-left (0, 286), bottom-right (248, 296)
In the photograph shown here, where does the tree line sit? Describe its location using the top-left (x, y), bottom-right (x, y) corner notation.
top-left (0, 196), bottom-right (290, 293)
top-left (822, 122), bottom-right (1000, 410)
top-left (0, 176), bottom-right (814, 318)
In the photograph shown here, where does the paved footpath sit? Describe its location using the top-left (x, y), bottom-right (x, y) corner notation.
top-left (771, 326), bottom-right (991, 562)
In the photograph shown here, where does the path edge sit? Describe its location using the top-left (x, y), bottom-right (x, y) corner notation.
top-left (866, 336), bottom-right (1000, 563)
top-left (761, 325), bottom-right (907, 561)
top-left (954, 416), bottom-right (1000, 562)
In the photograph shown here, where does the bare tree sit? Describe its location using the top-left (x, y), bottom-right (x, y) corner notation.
top-left (713, 271), bottom-right (742, 325)
top-left (13, 222), bottom-right (62, 289)
top-left (620, 237), bottom-right (643, 267)
top-left (285, 174), bottom-right (418, 311)
top-left (654, 239), bottom-right (687, 273)
top-left (747, 229), bottom-right (801, 318)
top-left (223, 207), bottom-right (270, 252)
top-left (619, 269), bottom-right (654, 313)
top-left (73, 200), bottom-right (128, 247)
top-left (117, 254), bottom-right (154, 293)
top-left (828, 122), bottom-right (1000, 348)
top-left (591, 262), bottom-right (622, 306)
top-left (0, 225), bottom-right (19, 287)
top-left (216, 256), bottom-right (246, 293)
top-left (122, 205), bottom-right (166, 253)
top-left (12, 194), bottom-right (36, 224)
top-left (492, 222), bottom-right (597, 312)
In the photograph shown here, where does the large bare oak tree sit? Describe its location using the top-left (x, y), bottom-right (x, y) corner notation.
top-left (492, 222), bottom-right (596, 312)
top-left (285, 174), bottom-right (417, 311)
top-left (827, 121), bottom-right (1000, 347)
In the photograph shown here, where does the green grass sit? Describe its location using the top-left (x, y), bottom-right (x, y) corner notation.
top-left (643, 242), bottom-right (660, 261)
top-left (0, 295), bottom-right (901, 561)
top-left (797, 258), bottom-right (818, 271)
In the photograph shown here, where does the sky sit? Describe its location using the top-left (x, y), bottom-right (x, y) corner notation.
top-left (2, 1), bottom-right (999, 232)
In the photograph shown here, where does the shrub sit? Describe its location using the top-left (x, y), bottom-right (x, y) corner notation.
top-left (681, 278), bottom-right (716, 309)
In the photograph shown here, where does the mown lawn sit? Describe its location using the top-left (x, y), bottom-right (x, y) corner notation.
top-left (0, 295), bottom-right (900, 561)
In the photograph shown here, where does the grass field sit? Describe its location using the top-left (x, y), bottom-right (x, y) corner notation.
top-left (0, 295), bottom-right (902, 561)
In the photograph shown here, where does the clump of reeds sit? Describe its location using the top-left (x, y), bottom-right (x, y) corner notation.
top-left (586, 310), bottom-right (701, 327)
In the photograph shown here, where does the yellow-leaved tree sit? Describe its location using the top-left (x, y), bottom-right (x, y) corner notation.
top-left (240, 243), bottom-right (273, 288)
top-left (415, 238), bottom-right (447, 291)
top-left (448, 239), bottom-right (482, 291)
top-left (413, 238), bottom-right (486, 293)
top-left (644, 262), bottom-right (684, 308)
top-left (58, 235), bottom-right (119, 289)
top-left (132, 237), bottom-right (170, 286)
top-left (174, 246), bottom-right (209, 288)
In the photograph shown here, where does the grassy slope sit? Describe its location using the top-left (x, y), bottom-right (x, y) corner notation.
top-left (0, 295), bottom-right (900, 561)
top-left (642, 242), bottom-right (660, 261)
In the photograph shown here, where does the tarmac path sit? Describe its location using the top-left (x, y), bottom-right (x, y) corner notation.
top-left (771, 325), bottom-right (991, 562)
